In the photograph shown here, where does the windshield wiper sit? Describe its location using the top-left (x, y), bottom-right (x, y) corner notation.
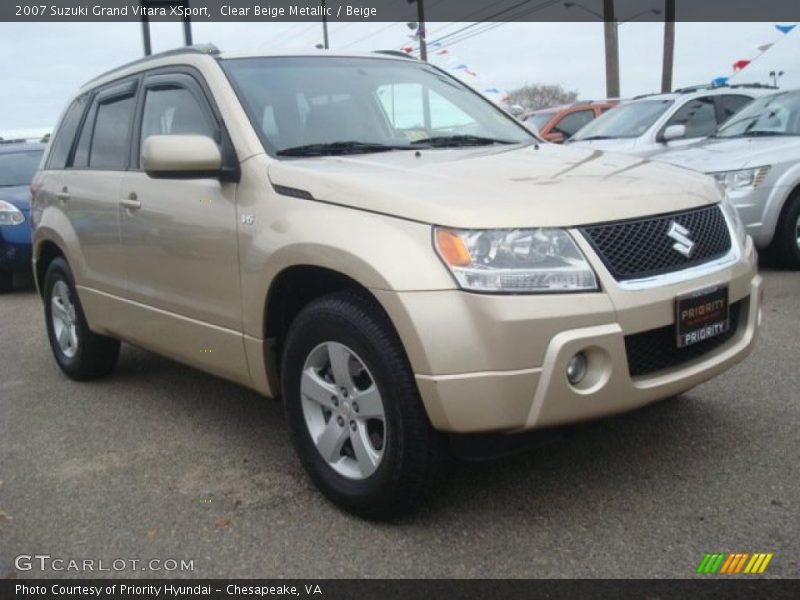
top-left (276, 141), bottom-right (416, 157)
top-left (572, 135), bottom-right (615, 141)
top-left (410, 134), bottom-right (516, 147)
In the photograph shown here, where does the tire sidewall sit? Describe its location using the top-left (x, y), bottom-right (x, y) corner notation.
top-left (779, 194), bottom-right (800, 267)
top-left (282, 302), bottom-right (409, 510)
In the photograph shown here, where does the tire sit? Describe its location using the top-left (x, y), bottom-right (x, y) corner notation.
top-left (769, 191), bottom-right (800, 269)
top-left (43, 257), bottom-right (120, 381)
top-left (0, 270), bottom-right (12, 293)
top-left (282, 290), bottom-right (448, 519)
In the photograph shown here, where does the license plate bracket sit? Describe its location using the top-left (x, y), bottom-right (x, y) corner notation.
top-left (675, 285), bottom-right (730, 349)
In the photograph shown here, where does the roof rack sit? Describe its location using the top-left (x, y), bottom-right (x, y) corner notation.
top-left (673, 82), bottom-right (778, 94)
top-left (83, 43), bottom-right (221, 87)
top-left (373, 50), bottom-right (417, 60)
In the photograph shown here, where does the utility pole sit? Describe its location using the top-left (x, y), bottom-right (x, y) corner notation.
top-left (321, 0), bottom-right (329, 49)
top-left (661, 0), bottom-right (675, 93)
top-left (139, 0), bottom-right (193, 57)
top-left (603, 0), bottom-right (620, 98)
top-left (408, 0), bottom-right (427, 61)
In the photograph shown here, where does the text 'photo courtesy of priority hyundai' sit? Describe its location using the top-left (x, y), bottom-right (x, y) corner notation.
top-left (30, 45), bottom-right (762, 519)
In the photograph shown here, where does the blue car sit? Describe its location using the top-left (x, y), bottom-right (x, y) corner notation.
top-left (0, 142), bottom-right (45, 292)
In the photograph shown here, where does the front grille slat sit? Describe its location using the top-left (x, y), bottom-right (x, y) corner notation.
top-left (625, 301), bottom-right (743, 378)
top-left (581, 205), bottom-right (732, 281)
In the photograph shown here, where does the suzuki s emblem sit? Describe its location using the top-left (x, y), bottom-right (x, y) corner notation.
top-left (667, 221), bottom-right (695, 258)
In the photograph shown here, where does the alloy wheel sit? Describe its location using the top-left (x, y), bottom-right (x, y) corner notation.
top-left (300, 341), bottom-right (387, 480)
top-left (51, 280), bottom-right (79, 358)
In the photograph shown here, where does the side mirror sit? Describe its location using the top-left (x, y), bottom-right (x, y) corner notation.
top-left (661, 124), bottom-right (687, 143)
top-left (142, 135), bottom-right (222, 178)
top-left (507, 104), bottom-right (525, 118)
top-left (545, 132), bottom-right (566, 144)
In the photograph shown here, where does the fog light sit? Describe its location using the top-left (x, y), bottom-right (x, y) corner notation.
top-left (566, 352), bottom-right (588, 385)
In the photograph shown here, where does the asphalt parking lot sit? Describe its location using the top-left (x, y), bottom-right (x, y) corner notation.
top-left (1, 267), bottom-right (798, 579)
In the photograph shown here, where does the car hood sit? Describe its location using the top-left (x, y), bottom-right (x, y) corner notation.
top-left (0, 185), bottom-right (30, 211)
top-left (267, 144), bottom-right (718, 229)
top-left (653, 137), bottom-right (800, 173)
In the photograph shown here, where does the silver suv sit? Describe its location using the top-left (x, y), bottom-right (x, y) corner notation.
top-left (654, 89), bottom-right (800, 268)
top-left (568, 85), bottom-right (773, 157)
top-left (31, 46), bottom-right (762, 517)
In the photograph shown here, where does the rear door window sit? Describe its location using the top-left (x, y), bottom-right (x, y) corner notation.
top-left (554, 110), bottom-right (595, 137)
top-left (716, 94), bottom-right (753, 124)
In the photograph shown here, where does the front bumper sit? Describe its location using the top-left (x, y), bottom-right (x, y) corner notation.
top-left (0, 218), bottom-right (32, 273)
top-left (375, 238), bottom-right (762, 433)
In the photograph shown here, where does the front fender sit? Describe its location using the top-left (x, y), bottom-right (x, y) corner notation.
top-left (237, 192), bottom-right (455, 339)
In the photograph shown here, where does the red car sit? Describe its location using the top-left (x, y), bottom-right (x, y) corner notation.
top-left (524, 101), bottom-right (617, 143)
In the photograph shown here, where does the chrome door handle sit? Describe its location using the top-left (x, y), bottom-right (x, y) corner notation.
top-left (120, 193), bottom-right (141, 211)
top-left (55, 188), bottom-right (70, 202)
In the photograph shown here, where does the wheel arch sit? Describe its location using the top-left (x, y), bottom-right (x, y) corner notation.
top-left (262, 264), bottom-right (404, 397)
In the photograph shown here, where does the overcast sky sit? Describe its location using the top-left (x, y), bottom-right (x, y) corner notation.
top-left (0, 20), bottom-right (792, 137)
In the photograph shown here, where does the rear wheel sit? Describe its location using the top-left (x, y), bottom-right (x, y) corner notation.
top-left (282, 291), bottom-right (448, 519)
top-left (769, 191), bottom-right (800, 269)
top-left (43, 257), bottom-right (120, 380)
top-left (0, 270), bottom-right (12, 293)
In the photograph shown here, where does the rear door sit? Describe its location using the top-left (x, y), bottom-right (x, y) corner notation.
top-left (58, 79), bottom-right (138, 296)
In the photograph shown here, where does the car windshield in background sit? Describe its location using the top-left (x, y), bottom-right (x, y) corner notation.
top-left (0, 149), bottom-right (43, 187)
top-left (570, 99), bottom-right (673, 140)
top-left (526, 112), bottom-right (555, 131)
top-left (222, 56), bottom-right (533, 156)
top-left (715, 91), bottom-right (800, 138)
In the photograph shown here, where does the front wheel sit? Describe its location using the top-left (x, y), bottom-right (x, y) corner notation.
top-left (43, 257), bottom-right (120, 380)
top-left (770, 191), bottom-right (800, 269)
top-left (282, 291), bottom-right (448, 519)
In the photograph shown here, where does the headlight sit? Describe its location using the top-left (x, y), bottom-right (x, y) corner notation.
top-left (711, 166), bottom-right (770, 191)
top-left (0, 199), bottom-right (25, 226)
top-left (719, 197), bottom-right (747, 246)
top-left (434, 227), bottom-right (598, 293)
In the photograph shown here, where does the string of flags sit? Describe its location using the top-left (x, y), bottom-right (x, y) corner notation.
top-left (714, 23), bottom-right (795, 86)
top-left (398, 37), bottom-right (512, 105)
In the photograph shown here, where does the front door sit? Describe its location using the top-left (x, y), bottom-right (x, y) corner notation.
top-left (118, 72), bottom-right (247, 383)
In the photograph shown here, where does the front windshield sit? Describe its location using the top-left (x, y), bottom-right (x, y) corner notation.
top-left (715, 91), bottom-right (800, 138)
top-left (571, 99), bottom-right (673, 140)
top-left (222, 56), bottom-right (534, 155)
top-left (0, 149), bottom-right (43, 187)
top-left (526, 112), bottom-right (555, 131)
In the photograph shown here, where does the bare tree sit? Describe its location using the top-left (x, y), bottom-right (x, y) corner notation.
top-left (506, 83), bottom-right (579, 111)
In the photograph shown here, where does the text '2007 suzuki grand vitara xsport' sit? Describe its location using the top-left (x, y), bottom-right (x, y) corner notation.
top-left (31, 45), bottom-right (762, 518)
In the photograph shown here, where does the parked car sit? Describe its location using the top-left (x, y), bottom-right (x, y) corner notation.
top-left (653, 89), bottom-right (800, 268)
top-left (524, 100), bottom-right (617, 143)
top-left (32, 46), bottom-right (762, 518)
top-left (0, 141), bottom-right (45, 292)
top-left (567, 84), bottom-right (775, 157)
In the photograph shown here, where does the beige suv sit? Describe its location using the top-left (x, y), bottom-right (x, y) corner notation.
top-left (32, 45), bottom-right (762, 518)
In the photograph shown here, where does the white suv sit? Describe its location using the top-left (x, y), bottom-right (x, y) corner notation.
top-left (568, 85), bottom-right (774, 157)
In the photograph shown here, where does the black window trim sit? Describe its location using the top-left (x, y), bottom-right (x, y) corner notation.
top-left (130, 66), bottom-right (240, 182)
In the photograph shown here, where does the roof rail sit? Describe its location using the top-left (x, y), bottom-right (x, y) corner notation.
top-left (373, 50), bottom-right (417, 60)
top-left (673, 82), bottom-right (779, 94)
top-left (83, 43), bottom-right (221, 87)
